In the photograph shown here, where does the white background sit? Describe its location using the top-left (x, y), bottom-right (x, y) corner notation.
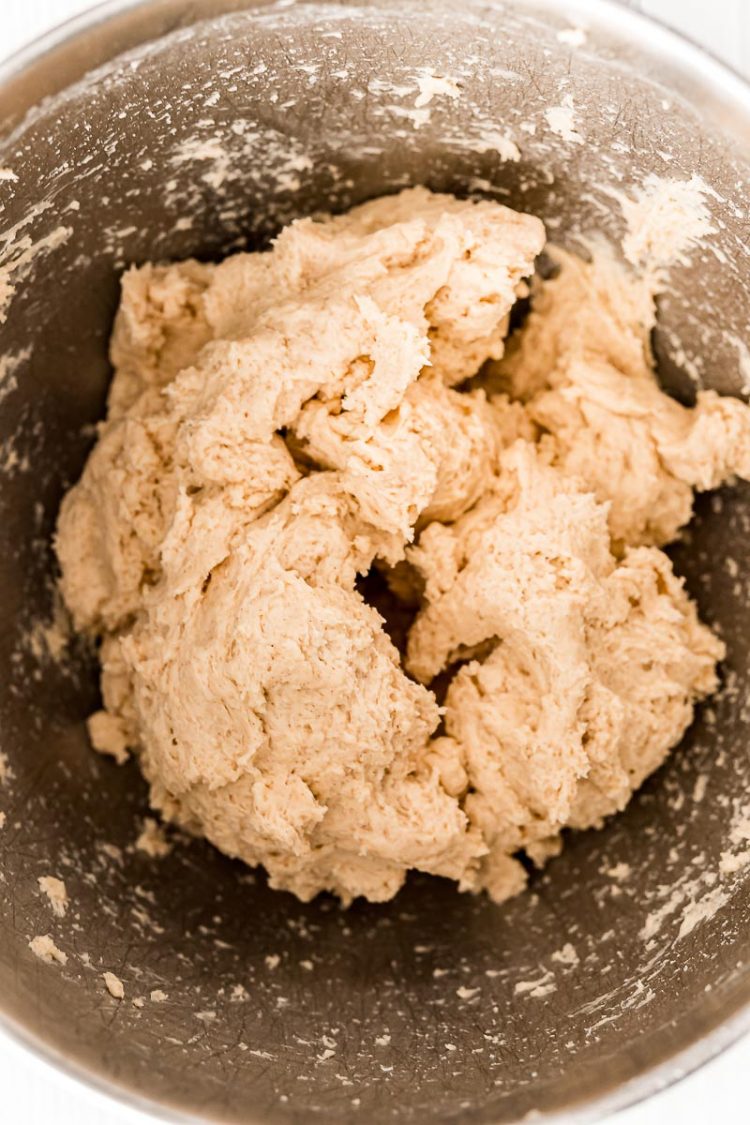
top-left (1, 1), bottom-right (750, 1122)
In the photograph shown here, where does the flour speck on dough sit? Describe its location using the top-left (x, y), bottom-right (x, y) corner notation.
top-left (55, 187), bottom-right (750, 907)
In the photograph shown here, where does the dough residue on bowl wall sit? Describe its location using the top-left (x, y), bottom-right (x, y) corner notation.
top-left (135, 817), bottom-right (172, 858)
top-left (103, 970), bottom-right (125, 999)
top-left (29, 934), bottom-right (68, 966)
top-left (38, 875), bottom-right (68, 918)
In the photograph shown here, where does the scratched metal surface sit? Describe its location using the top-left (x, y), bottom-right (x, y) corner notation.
top-left (1, 2), bottom-right (750, 1123)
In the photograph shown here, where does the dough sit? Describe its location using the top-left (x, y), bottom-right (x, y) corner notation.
top-left (56, 187), bottom-right (750, 905)
top-left (407, 442), bottom-right (723, 900)
top-left (490, 247), bottom-right (750, 548)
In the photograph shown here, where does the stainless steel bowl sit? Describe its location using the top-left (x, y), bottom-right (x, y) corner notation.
top-left (2, 2), bottom-right (750, 1122)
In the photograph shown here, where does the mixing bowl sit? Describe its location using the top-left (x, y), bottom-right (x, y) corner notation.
top-left (2, 1), bottom-right (750, 1121)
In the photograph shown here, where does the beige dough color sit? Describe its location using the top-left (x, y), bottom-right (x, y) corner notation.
top-left (56, 188), bottom-right (750, 905)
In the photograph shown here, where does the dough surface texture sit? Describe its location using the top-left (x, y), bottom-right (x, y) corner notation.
top-left (56, 188), bottom-right (750, 904)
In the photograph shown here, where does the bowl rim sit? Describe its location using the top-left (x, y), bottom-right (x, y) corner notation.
top-left (1, 1), bottom-right (750, 1122)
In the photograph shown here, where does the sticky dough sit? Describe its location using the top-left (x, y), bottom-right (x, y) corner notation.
top-left (56, 188), bottom-right (750, 905)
